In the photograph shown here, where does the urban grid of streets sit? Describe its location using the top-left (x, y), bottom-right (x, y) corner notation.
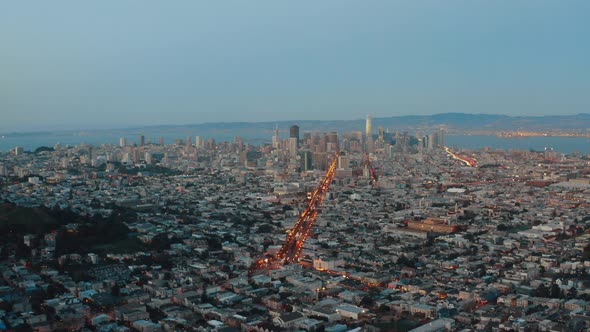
top-left (1, 129), bottom-right (590, 332)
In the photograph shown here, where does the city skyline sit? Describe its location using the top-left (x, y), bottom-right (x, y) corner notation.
top-left (2, 2), bottom-right (590, 328)
top-left (1, 112), bottom-right (588, 331)
top-left (2, 1), bottom-right (590, 131)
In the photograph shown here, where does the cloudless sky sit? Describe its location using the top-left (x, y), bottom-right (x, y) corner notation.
top-left (1, 1), bottom-right (589, 131)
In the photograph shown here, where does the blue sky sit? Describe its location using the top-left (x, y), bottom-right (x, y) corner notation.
top-left (1, 1), bottom-right (589, 131)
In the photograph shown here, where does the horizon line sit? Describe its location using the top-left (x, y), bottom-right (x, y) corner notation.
top-left (2, 112), bottom-right (590, 135)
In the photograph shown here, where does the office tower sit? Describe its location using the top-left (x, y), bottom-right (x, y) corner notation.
top-left (290, 125), bottom-right (300, 147)
top-left (132, 147), bottom-right (140, 163)
top-left (158, 137), bottom-right (164, 146)
top-left (337, 154), bottom-right (349, 170)
top-left (351, 131), bottom-right (363, 142)
top-left (366, 137), bottom-right (374, 153)
top-left (234, 136), bottom-right (244, 151)
top-left (185, 136), bottom-right (191, 147)
top-left (318, 134), bottom-right (328, 153)
top-left (428, 133), bottom-right (436, 150)
top-left (416, 137), bottom-right (424, 153)
top-left (302, 132), bottom-right (311, 147)
top-left (207, 138), bottom-right (216, 149)
top-left (87, 147), bottom-right (93, 162)
top-left (326, 132), bottom-right (339, 152)
top-left (365, 114), bottom-right (372, 138)
top-left (438, 127), bottom-right (445, 148)
top-left (302, 151), bottom-right (313, 171)
top-left (14, 147), bottom-right (24, 155)
top-left (365, 115), bottom-right (374, 153)
top-left (378, 127), bottom-right (384, 142)
top-left (289, 137), bottom-right (298, 158)
top-left (335, 152), bottom-right (352, 178)
top-left (119, 137), bottom-right (126, 147)
top-left (313, 152), bottom-right (328, 171)
top-left (145, 152), bottom-right (152, 165)
top-left (272, 126), bottom-right (280, 149)
top-left (121, 152), bottom-right (131, 164)
top-left (139, 134), bottom-right (145, 147)
top-left (195, 136), bottom-right (202, 149)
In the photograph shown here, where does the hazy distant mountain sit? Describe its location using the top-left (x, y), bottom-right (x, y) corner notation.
top-left (134, 113), bottom-right (590, 134)
top-left (4, 113), bottom-right (590, 137)
top-left (370, 113), bottom-right (590, 132)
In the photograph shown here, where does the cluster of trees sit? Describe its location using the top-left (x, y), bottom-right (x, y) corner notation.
top-left (583, 243), bottom-right (590, 260)
top-left (534, 281), bottom-right (578, 299)
top-left (33, 146), bottom-right (55, 154)
top-left (55, 212), bottom-right (131, 255)
top-left (0, 203), bottom-right (64, 235)
top-left (0, 204), bottom-right (138, 256)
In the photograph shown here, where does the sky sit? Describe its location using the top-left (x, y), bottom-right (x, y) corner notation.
top-left (1, 1), bottom-right (589, 131)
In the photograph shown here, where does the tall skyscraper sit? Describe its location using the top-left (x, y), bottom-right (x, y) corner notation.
top-left (139, 135), bottom-right (145, 147)
top-left (427, 133), bottom-right (436, 150)
top-left (132, 147), bottom-right (140, 163)
top-left (438, 127), bottom-right (445, 148)
top-left (119, 137), bottom-right (126, 147)
top-left (365, 115), bottom-right (374, 153)
top-left (302, 151), bottom-right (313, 171)
top-left (302, 132), bottom-right (311, 146)
top-left (326, 132), bottom-right (339, 152)
top-left (272, 126), bottom-right (280, 149)
top-left (289, 137), bottom-right (298, 158)
top-left (121, 152), bottom-right (131, 164)
top-left (365, 114), bottom-right (372, 138)
top-left (388, 144), bottom-right (395, 159)
top-left (290, 125), bottom-right (300, 147)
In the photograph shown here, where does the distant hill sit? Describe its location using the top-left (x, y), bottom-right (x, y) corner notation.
top-left (130, 113), bottom-right (590, 134)
top-left (3, 113), bottom-right (590, 141)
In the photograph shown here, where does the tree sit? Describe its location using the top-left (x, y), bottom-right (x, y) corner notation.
top-left (534, 283), bottom-right (549, 298)
top-left (111, 284), bottom-right (121, 297)
top-left (256, 224), bottom-right (274, 234)
top-left (583, 244), bottom-right (590, 260)
top-left (550, 282), bottom-right (561, 299)
top-left (359, 296), bottom-right (375, 308)
top-left (567, 287), bottom-right (578, 300)
top-left (34, 146), bottom-right (54, 154)
top-left (207, 237), bottom-right (222, 251)
top-left (150, 233), bottom-right (179, 251)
